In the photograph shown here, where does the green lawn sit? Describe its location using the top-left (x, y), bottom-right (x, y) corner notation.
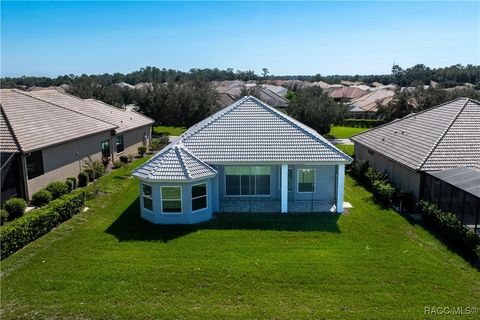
top-left (335, 144), bottom-right (354, 157)
top-left (328, 126), bottom-right (369, 139)
top-left (153, 125), bottom-right (186, 136)
top-left (1, 160), bottom-right (479, 319)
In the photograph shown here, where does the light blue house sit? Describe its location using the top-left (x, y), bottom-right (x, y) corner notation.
top-left (133, 96), bottom-right (352, 224)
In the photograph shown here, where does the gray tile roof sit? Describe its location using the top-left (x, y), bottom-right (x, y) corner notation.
top-left (24, 90), bottom-right (153, 134)
top-left (0, 89), bottom-right (116, 153)
top-left (180, 96), bottom-right (351, 164)
top-left (351, 98), bottom-right (480, 171)
top-left (133, 145), bottom-right (217, 181)
top-left (429, 167), bottom-right (480, 198)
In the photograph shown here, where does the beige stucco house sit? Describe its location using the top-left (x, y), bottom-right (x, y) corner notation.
top-left (351, 98), bottom-right (480, 231)
top-left (1, 89), bottom-right (153, 201)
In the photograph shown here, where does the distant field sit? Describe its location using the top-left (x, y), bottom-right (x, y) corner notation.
top-left (328, 126), bottom-right (369, 139)
top-left (153, 126), bottom-right (186, 136)
top-left (336, 144), bottom-right (354, 157)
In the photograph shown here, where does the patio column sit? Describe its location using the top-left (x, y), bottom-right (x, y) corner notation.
top-left (281, 164), bottom-right (288, 213)
top-left (336, 164), bottom-right (345, 213)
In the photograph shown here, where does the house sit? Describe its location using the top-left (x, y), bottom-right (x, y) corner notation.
top-left (133, 96), bottom-right (352, 224)
top-left (0, 89), bottom-right (153, 201)
top-left (328, 87), bottom-right (368, 102)
top-left (348, 89), bottom-right (395, 118)
top-left (351, 98), bottom-right (480, 231)
top-left (219, 92), bottom-right (236, 107)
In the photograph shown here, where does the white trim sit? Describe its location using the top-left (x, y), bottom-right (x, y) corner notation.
top-left (297, 168), bottom-right (316, 193)
top-left (281, 164), bottom-right (288, 213)
top-left (278, 166), bottom-right (293, 192)
top-left (160, 186), bottom-right (183, 215)
top-left (336, 164), bottom-right (345, 213)
top-left (191, 182), bottom-right (208, 213)
top-left (141, 183), bottom-right (153, 212)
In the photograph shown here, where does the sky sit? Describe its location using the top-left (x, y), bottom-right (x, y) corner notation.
top-left (1, 1), bottom-right (479, 77)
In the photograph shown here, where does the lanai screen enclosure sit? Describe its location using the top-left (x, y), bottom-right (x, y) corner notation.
top-left (133, 96), bottom-right (352, 224)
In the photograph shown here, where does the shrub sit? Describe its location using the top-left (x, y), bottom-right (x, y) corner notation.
top-left (4, 198), bottom-right (27, 220)
top-left (350, 160), bottom-right (369, 182)
top-left (66, 177), bottom-right (77, 189)
top-left (78, 171), bottom-right (89, 187)
top-left (138, 146), bottom-right (147, 156)
top-left (0, 189), bottom-right (87, 260)
top-left (65, 179), bottom-right (75, 192)
top-left (31, 189), bottom-right (53, 207)
top-left (92, 160), bottom-right (106, 179)
top-left (372, 180), bottom-right (395, 207)
top-left (365, 167), bottom-right (388, 187)
top-left (45, 181), bottom-right (69, 199)
top-left (82, 157), bottom-right (96, 181)
top-left (128, 154), bottom-right (133, 162)
top-left (0, 209), bottom-right (9, 226)
top-left (113, 161), bottom-right (126, 168)
top-left (119, 155), bottom-right (129, 164)
top-left (418, 200), bottom-right (480, 259)
top-left (150, 136), bottom-right (169, 150)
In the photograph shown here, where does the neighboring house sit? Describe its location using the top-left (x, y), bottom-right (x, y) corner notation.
top-left (348, 89), bottom-right (395, 118)
top-left (260, 84), bottom-right (288, 97)
top-left (328, 87), bottom-right (368, 102)
top-left (219, 92), bottom-right (236, 107)
top-left (133, 96), bottom-right (352, 224)
top-left (351, 98), bottom-right (480, 231)
top-left (255, 86), bottom-right (289, 109)
top-left (0, 89), bottom-right (153, 201)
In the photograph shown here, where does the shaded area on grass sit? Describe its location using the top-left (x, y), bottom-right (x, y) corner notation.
top-left (106, 197), bottom-right (341, 242)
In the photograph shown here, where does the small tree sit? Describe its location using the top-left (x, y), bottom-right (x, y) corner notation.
top-left (4, 198), bottom-right (27, 220)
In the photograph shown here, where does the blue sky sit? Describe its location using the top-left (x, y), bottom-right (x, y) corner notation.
top-left (1, 1), bottom-right (479, 77)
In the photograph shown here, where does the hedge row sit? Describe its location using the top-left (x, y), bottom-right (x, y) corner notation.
top-left (338, 118), bottom-right (384, 128)
top-left (419, 200), bottom-right (480, 259)
top-left (350, 160), bottom-right (397, 207)
top-left (0, 189), bottom-right (87, 260)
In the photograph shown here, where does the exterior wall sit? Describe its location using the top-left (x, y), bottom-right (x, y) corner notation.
top-left (355, 143), bottom-right (421, 201)
top-left (27, 131), bottom-right (111, 197)
top-left (140, 178), bottom-right (214, 225)
top-left (216, 164), bottom-right (337, 203)
top-left (112, 126), bottom-right (151, 162)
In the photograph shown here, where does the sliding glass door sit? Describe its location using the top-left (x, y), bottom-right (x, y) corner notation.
top-left (225, 166), bottom-right (271, 196)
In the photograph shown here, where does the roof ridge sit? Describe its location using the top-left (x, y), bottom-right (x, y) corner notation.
top-left (350, 97), bottom-right (471, 141)
top-left (175, 146), bottom-right (191, 180)
top-left (248, 96), bottom-right (352, 162)
top-left (0, 104), bottom-right (23, 153)
top-left (13, 89), bottom-right (118, 130)
top-left (418, 98), bottom-right (471, 171)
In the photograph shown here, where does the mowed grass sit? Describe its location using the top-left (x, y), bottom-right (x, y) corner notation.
top-left (335, 144), bottom-right (354, 157)
top-left (328, 126), bottom-right (369, 139)
top-left (153, 125), bottom-right (186, 136)
top-left (1, 160), bottom-right (479, 319)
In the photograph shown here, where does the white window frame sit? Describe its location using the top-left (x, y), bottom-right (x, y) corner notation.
top-left (191, 182), bottom-right (208, 212)
top-left (224, 166), bottom-right (271, 197)
top-left (297, 168), bottom-right (316, 193)
top-left (160, 186), bottom-right (183, 215)
top-left (142, 183), bottom-right (153, 212)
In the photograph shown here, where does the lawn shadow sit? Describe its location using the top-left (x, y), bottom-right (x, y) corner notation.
top-left (106, 197), bottom-right (341, 242)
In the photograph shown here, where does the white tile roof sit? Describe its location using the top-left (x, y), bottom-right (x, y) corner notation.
top-left (181, 96), bottom-right (351, 164)
top-left (351, 98), bottom-right (480, 171)
top-left (133, 145), bottom-right (217, 181)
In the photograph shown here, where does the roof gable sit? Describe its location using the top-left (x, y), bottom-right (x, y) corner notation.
top-left (180, 96), bottom-right (351, 163)
top-left (352, 98), bottom-right (480, 171)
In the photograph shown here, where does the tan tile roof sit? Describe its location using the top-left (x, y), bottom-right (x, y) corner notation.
top-left (0, 108), bottom-right (20, 153)
top-left (24, 90), bottom-right (153, 134)
top-left (351, 98), bottom-right (480, 171)
top-left (0, 89), bottom-right (116, 153)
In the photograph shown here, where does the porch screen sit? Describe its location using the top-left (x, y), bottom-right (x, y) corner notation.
top-left (225, 166), bottom-right (271, 196)
top-left (298, 169), bottom-right (315, 192)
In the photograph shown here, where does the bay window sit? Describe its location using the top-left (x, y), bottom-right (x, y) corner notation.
top-left (192, 183), bottom-right (207, 211)
top-left (161, 186), bottom-right (182, 213)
